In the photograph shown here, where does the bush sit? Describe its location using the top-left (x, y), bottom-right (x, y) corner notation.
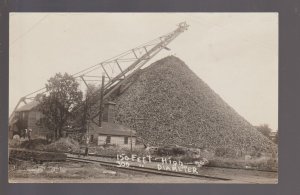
top-left (39, 138), bottom-right (80, 153)
top-left (20, 139), bottom-right (49, 150)
top-left (94, 145), bottom-right (149, 157)
top-left (8, 139), bottom-right (22, 148)
top-left (156, 145), bottom-right (187, 156)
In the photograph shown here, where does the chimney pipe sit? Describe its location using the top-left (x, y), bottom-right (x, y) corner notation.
top-left (103, 101), bottom-right (116, 123)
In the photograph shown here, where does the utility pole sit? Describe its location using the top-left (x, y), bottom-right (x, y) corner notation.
top-left (84, 91), bottom-right (90, 156)
top-left (98, 74), bottom-right (105, 127)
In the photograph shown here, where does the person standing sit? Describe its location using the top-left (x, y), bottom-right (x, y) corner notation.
top-left (28, 129), bottom-right (32, 141)
top-left (85, 136), bottom-right (90, 156)
top-left (24, 129), bottom-right (28, 139)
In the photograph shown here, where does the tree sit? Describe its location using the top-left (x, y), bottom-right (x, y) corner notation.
top-left (256, 124), bottom-right (272, 138)
top-left (79, 84), bottom-right (98, 132)
top-left (72, 83), bottom-right (100, 131)
top-left (273, 131), bottom-right (278, 144)
top-left (38, 73), bottom-right (83, 139)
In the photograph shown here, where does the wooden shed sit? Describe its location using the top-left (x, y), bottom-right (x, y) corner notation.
top-left (9, 101), bottom-right (50, 139)
top-left (88, 122), bottom-right (137, 148)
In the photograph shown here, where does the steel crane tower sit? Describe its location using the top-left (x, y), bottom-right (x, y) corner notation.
top-left (9, 22), bottom-right (189, 127)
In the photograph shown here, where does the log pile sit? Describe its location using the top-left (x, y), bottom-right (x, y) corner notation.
top-left (109, 55), bottom-right (276, 156)
top-left (9, 149), bottom-right (66, 162)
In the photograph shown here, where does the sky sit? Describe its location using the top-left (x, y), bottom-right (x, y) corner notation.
top-left (9, 13), bottom-right (278, 130)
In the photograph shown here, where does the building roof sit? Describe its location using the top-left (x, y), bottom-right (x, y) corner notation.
top-left (16, 101), bottom-right (39, 112)
top-left (269, 131), bottom-right (277, 137)
top-left (89, 122), bottom-right (136, 137)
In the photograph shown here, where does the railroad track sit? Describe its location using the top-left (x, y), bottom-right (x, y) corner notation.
top-left (9, 148), bottom-right (277, 173)
top-left (68, 152), bottom-right (278, 173)
top-left (66, 156), bottom-right (231, 181)
top-left (9, 148), bottom-right (276, 183)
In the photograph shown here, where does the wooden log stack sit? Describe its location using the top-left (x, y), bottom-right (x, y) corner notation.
top-left (92, 56), bottom-right (276, 157)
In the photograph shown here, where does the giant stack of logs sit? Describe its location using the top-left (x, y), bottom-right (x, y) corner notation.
top-left (108, 56), bottom-right (277, 156)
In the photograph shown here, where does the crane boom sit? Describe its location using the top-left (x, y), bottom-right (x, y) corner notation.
top-left (89, 22), bottom-right (189, 123)
top-left (9, 22), bottom-right (189, 126)
top-left (100, 22), bottom-right (189, 92)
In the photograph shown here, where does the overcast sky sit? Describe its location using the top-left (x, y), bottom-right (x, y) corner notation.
top-left (9, 13), bottom-right (278, 130)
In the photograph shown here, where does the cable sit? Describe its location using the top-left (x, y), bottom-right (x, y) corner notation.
top-left (17, 23), bottom-right (179, 99)
top-left (11, 14), bottom-right (50, 46)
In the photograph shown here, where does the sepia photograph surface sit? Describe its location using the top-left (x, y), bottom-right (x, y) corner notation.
top-left (8, 13), bottom-right (278, 183)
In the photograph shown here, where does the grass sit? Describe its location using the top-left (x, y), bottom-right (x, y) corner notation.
top-left (209, 156), bottom-right (278, 171)
top-left (9, 161), bottom-right (126, 179)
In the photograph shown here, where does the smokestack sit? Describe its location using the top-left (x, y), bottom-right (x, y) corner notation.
top-left (103, 101), bottom-right (116, 123)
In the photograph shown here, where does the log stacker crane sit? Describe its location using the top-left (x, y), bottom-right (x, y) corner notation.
top-left (9, 22), bottom-right (189, 128)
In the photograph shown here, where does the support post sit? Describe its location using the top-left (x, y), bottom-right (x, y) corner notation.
top-left (101, 63), bottom-right (111, 80)
top-left (80, 76), bottom-right (91, 91)
top-left (132, 49), bottom-right (138, 59)
top-left (98, 74), bottom-right (105, 127)
top-left (84, 91), bottom-right (90, 156)
top-left (22, 98), bottom-right (27, 104)
top-left (9, 97), bottom-right (24, 123)
top-left (115, 60), bottom-right (125, 78)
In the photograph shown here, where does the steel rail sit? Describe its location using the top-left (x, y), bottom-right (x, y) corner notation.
top-left (66, 156), bottom-right (231, 181)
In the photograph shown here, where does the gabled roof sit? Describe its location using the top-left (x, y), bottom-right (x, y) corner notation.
top-left (269, 131), bottom-right (277, 137)
top-left (89, 122), bottom-right (136, 137)
top-left (16, 101), bottom-right (39, 112)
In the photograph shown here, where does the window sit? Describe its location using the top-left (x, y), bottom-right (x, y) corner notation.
top-left (106, 136), bottom-right (111, 144)
top-left (124, 137), bottom-right (128, 144)
top-left (90, 135), bottom-right (94, 143)
top-left (22, 112), bottom-right (26, 120)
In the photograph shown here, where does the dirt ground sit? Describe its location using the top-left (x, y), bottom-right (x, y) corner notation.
top-left (8, 161), bottom-right (213, 183)
top-left (9, 177), bottom-right (243, 183)
top-left (8, 159), bottom-right (277, 184)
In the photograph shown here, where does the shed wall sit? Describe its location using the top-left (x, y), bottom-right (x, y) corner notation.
top-left (97, 135), bottom-right (136, 147)
top-left (27, 111), bottom-right (50, 138)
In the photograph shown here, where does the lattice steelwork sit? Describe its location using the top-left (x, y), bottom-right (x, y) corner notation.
top-left (9, 22), bottom-right (189, 125)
